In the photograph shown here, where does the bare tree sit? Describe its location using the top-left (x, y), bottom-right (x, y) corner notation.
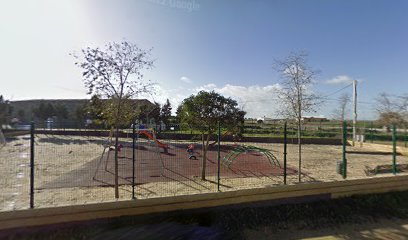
top-left (73, 41), bottom-right (154, 198)
top-left (399, 94), bottom-right (408, 120)
top-left (332, 93), bottom-right (350, 121)
top-left (375, 92), bottom-right (396, 114)
top-left (274, 52), bottom-right (320, 182)
top-left (375, 92), bottom-right (408, 128)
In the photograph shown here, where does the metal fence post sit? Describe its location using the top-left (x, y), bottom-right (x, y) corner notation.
top-left (283, 121), bottom-right (287, 185)
top-left (132, 123), bottom-right (136, 199)
top-left (217, 121), bottom-right (221, 192)
top-left (370, 121), bottom-right (374, 143)
top-left (392, 124), bottom-right (397, 175)
top-left (342, 121), bottom-right (347, 179)
top-left (30, 122), bottom-right (35, 208)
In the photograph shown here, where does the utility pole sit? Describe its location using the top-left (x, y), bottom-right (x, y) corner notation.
top-left (352, 80), bottom-right (357, 146)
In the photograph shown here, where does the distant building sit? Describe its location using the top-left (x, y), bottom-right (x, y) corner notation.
top-left (256, 117), bottom-right (286, 124)
top-left (254, 116), bottom-right (329, 124)
top-left (301, 116), bottom-right (328, 122)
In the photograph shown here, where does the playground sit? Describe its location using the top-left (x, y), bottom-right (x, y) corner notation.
top-left (1, 132), bottom-right (408, 210)
top-left (41, 140), bottom-right (290, 189)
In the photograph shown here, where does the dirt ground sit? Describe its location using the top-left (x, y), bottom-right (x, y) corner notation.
top-left (1, 134), bottom-right (408, 211)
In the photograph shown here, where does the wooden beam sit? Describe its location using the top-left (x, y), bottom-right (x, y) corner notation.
top-left (2, 175), bottom-right (408, 230)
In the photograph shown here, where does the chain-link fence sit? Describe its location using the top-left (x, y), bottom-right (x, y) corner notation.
top-left (0, 125), bottom-right (31, 211)
top-left (1, 121), bottom-right (408, 211)
top-left (345, 123), bottom-right (408, 179)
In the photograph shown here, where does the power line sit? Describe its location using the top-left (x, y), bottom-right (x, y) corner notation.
top-left (321, 83), bottom-right (353, 99)
top-left (323, 98), bottom-right (376, 105)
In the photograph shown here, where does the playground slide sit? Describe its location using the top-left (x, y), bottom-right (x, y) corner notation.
top-left (138, 130), bottom-right (168, 149)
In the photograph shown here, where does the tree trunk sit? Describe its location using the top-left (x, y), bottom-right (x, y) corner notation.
top-left (114, 98), bottom-right (122, 199)
top-left (201, 132), bottom-right (212, 180)
top-left (201, 134), bottom-right (206, 180)
top-left (114, 127), bottom-right (119, 198)
top-left (298, 117), bottom-right (302, 182)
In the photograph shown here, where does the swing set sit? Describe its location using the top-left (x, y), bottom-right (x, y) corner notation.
top-left (92, 128), bottom-right (166, 181)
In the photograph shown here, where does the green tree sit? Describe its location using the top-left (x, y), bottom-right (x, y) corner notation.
top-left (54, 104), bottom-right (69, 120)
top-left (33, 102), bottom-right (55, 121)
top-left (160, 99), bottom-right (172, 128)
top-left (33, 102), bottom-right (45, 120)
top-left (0, 95), bottom-right (12, 126)
top-left (17, 109), bottom-right (26, 121)
top-left (73, 41), bottom-right (154, 198)
top-left (150, 102), bottom-right (161, 125)
top-left (138, 102), bottom-right (160, 125)
top-left (103, 96), bottom-right (138, 127)
top-left (137, 104), bottom-right (148, 123)
top-left (87, 95), bottom-right (105, 124)
top-left (178, 91), bottom-right (246, 180)
top-left (175, 104), bottom-right (183, 123)
top-left (75, 104), bottom-right (88, 126)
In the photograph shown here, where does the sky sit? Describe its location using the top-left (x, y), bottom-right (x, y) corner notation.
top-left (1, 0), bottom-right (407, 119)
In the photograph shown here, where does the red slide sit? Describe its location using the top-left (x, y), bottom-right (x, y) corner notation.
top-left (138, 130), bottom-right (169, 150)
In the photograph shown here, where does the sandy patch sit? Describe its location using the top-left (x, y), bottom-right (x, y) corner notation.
top-left (1, 135), bottom-right (408, 211)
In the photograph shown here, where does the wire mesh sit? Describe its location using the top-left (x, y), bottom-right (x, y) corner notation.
top-left (3, 120), bottom-right (408, 211)
top-left (135, 124), bottom-right (218, 198)
top-left (345, 123), bottom-right (408, 179)
top-left (0, 125), bottom-right (31, 211)
top-left (33, 125), bottom-right (116, 207)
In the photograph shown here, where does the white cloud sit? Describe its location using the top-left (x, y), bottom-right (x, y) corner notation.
top-left (138, 85), bottom-right (187, 114)
top-left (139, 83), bottom-right (282, 118)
top-left (191, 83), bottom-right (282, 118)
top-left (180, 76), bottom-right (191, 83)
top-left (214, 84), bottom-right (281, 118)
top-left (194, 83), bottom-right (217, 92)
top-left (326, 75), bottom-right (354, 85)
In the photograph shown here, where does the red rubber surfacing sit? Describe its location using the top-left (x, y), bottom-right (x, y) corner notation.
top-left (41, 144), bottom-right (297, 189)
